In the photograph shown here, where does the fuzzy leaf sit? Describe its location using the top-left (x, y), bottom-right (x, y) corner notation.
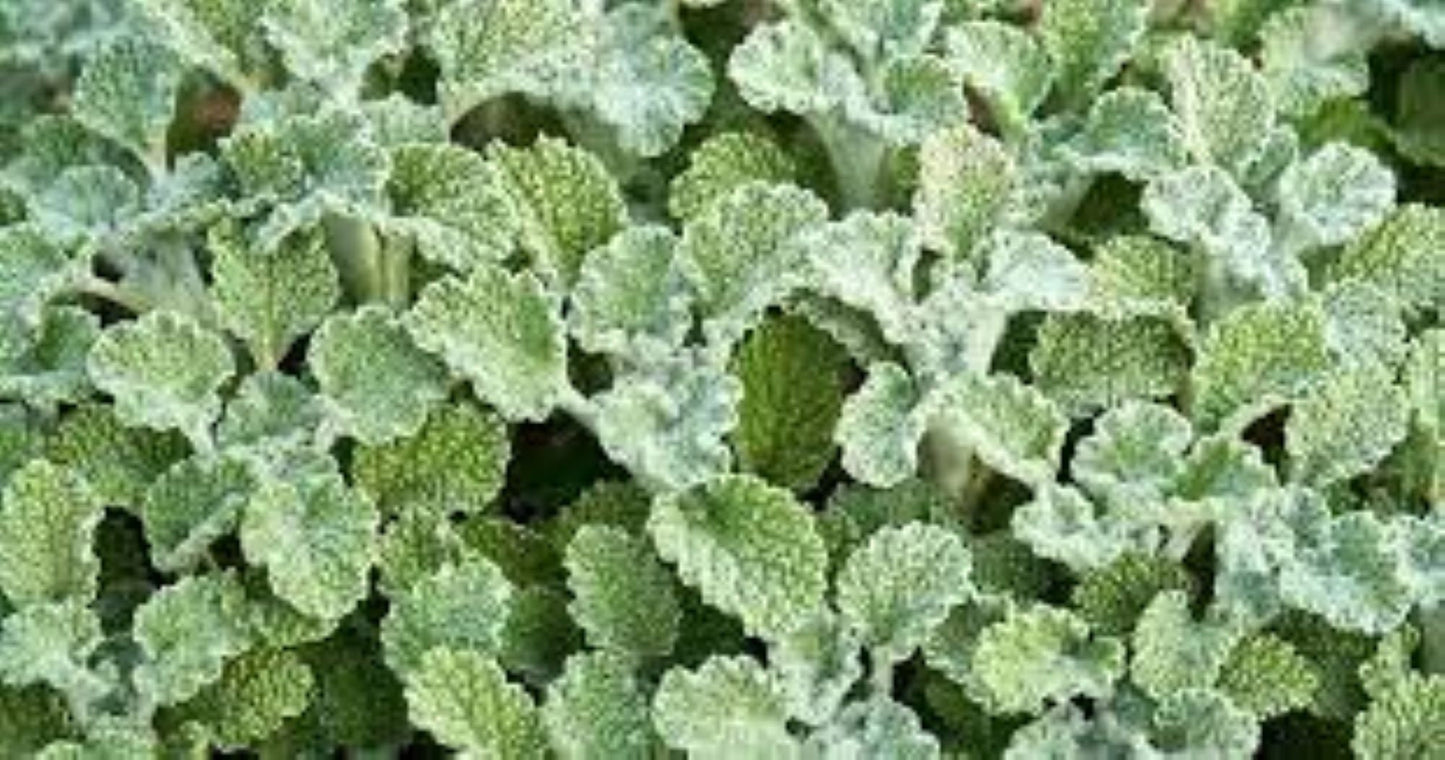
top-left (652, 655), bottom-right (797, 759)
top-left (931, 372), bottom-right (1069, 488)
top-left (262, 0), bottom-right (408, 95)
top-left (942, 21), bottom-right (1053, 127)
top-left (1260, 5), bottom-right (1370, 118)
top-left (142, 454), bottom-right (255, 574)
top-left (172, 647), bottom-right (315, 751)
top-left (1064, 87), bottom-right (1189, 181)
top-left (1164, 36), bottom-right (1274, 176)
top-left (1011, 484), bottom-right (1132, 573)
top-left (428, 0), bottom-right (584, 121)
top-left (808, 696), bottom-right (941, 759)
top-left (354, 401), bottom-right (510, 520)
top-left (731, 315), bottom-right (848, 492)
top-left (43, 404), bottom-right (188, 509)
top-left (404, 648), bottom-right (548, 759)
top-left (564, 525), bottom-right (681, 659)
top-left (217, 372), bottom-right (323, 452)
top-left (131, 0), bottom-right (263, 86)
top-left (239, 473), bottom-right (379, 620)
top-left (1276, 142), bottom-right (1396, 254)
top-left (649, 475), bottom-right (828, 640)
top-left (1331, 203), bottom-right (1444, 317)
top-left (727, 20), bottom-right (849, 117)
top-left (383, 142), bottom-right (520, 272)
top-left (0, 226), bottom-right (78, 331)
top-left (0, 306), bottom-right (101, 414)
top-left (133, 572), bottom-right (255, 708)
top-left (796, 212), bottom-right (920, 343)
top-left (488, 138), bottom-right (627, 289)
top-left (309, 305), bottom-right (449, 445)
top-left (970, 605), bottom-right (1126, 715)
top-left (542, 651), bottom-right (659, 760)
top-left (1072, 402), bottom-right (1192, 507)
top-left (1038, 0), bottom-right (1148, 105)
top-left (211, 222), bottom-right (339, 369)
top-left (0, 460), bottom-right (104, 605)
top-left (770, 610), bottom-right (863, 727)
top-left (381, 558), bottom-right (513, 676)
top-left (407, 266), bottom-right (569, 422)
top-left (1031, 315), bottom-right (1190, 418)
top-left (669, 132), bottom-right (798, 223)
top-left (837, 523), bottom-right (973, 664)
top-left (836, 362), bottom-right (928, 488)
top-left (87, 310), bottom-right (235, 450)
top-left (71, 37), bottom-right (183, 166)
top-left (1217, 633), bottom-right (1320, 719)
top-left (0, 600), bottom-right (108, 716)
top-left (569, 225), bottom-right (692, 359)
top-left (1130, 591), bottom-right (1240, 700)
top-left (1190, 298), bottom-right (1331, 432)
top-left (679, 182), bottom-right (829, 348)
top-left (1286, 363), bottom-right (1410, 487)
top-left (913, 125), bottom-right (1014, 260)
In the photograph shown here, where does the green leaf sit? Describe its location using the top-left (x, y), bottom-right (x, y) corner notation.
top-left (1277, 505), bottom-right (1417, 635)
top-left (913, 124), bottom-right (1014, 260)
top-left (71, 37), bottom-right (183, 167)
top-left (1217, 633), bottom-right (1320, 719)
top-left (1130, 591), bottom-right (1241, 700)
top-left (1011, 484), bottom-right (1132, 573)
top-left (1190, 298), bottom-right (1332, 432)
top-left (770, 610), bottom-right (862, 726)
top-left (1322, 279), bottom-right (1409, 369)
top-left (1030, 314), bottom-right (1190, 417)
top-left (1088, 235), bottom-right (1196, 318)
top-left (837, 523), bottom-right (973, 664)
top-left (87, 310), bottom-right (235, 452)
top-left (942, 21), bottom-right (1054, 128)
top-left (1286, 363), bottom-right (1410, 487)
top-left (727, 20), bottom-right (848, 117)
top-left (583, 5), bottom-right (715, 157)
top-left (0, 226), bottom-right (77, 332)
top-left (669, 132), bottom-right (798, 223)
top-left (1071, 553), bottom-right (1195, 637)
top-left (1260, 5), bottom-right (1371, 119)
top-left (1142, 164), bottom-right (1299, 298)
top-left (44, 404), bottom-right (188, 510)
top-left (375, 511), bottom-right (470, 597)
top-left (133, 572), bottom-right (255, 708)
top-left (239, 472), bottom-right (379, 620)
top-left (542, 651), bottom-right (659, 760)
top-left (652, 655), bottom-right (797, 759)
top-left (261, 0), bottom-right (408, 95)
top-left (0, 460), bottom-right (103, 605)
top-left (1331, 203), bottom-right (1444, 317)
top-left (0, 306), bottom-right (101, 414)
top-left (407, 266), bottom-right (570, 423)
top-left (1163, 36), bottom-right (1275, 177)
top-left (1393, 57), bottom-right (1445, 168)
top-left (500, 586), bottom-right (583, 685)
top-left (142, 454), bottom-right (255, 574)
top-left (403, 648), bottom-right (548, 759)
top-left (1064, 87), bottom-right (1189, 181)
top-left (353, 401), bottom-right (510, 520)
top-left (1151, 688), bottom-right (1261, 758)
top-left (795, 212), bottom-right (920, 343)
top-left (1352, 672), bottom-right (1445, 759)
top-left (428, 0), bottom-right (583, 121)
top-left (649, 474), bottom-right (828, 639)
top-left (808, 696), bottom-right (940, 759)
top-left (0, 685), bottom-right (72, 756)
top-left (852, 54), bottom-right (970, 146)
top-left (1038, 0), bottom-right (1148, 105)
top-left (818, 0), bottom-right (943, 62)
top-left (28, 165), bottom-right (141, 244)
top-left (0, 600), bottom-right (109, 718)
top-left (931, 371), bottom-right (1069, 488)
top-left (564, 525), bottom-right (681, 660)
top-left (309, 305), bottom-right (450, 446)
top-left (678, 182), bottom-right (829, 348)
top-left (382, 142), bottom-right (520, 273)
top-left (210, 222), bottom-right (339, 369)
top-left (131, 0), bottom-right (265, 87)
top-left (592, 350), bottom-right (740, 492)
top-left (970, 605), bottom-right (1126, 715)
top-left (1276, 142), bottom-right (1396, 254)
top-left (731, 315), bottom-right (848, 492)
top-left (488, 138), bottom-right (627, 289)
top-left (381, 558), bottom-right (513, 676)
top-left (170, 648), bottom-right (315, 751)
top-left (1072, 402), bottom-right (1192, 507)
top-left (568, 225), bottom-right (692, 359)
top-left (216, 371), bottom-right (324, 453)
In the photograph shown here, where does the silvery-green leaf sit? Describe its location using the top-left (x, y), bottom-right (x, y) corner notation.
top-left (1286, 363), bottom-right (1409, 487)
top-left (362, 94), bottom-right (449, 147)
top-left (795, 212), bottom-right (920, 344)
top-left (1088, 235), bottom-right (1196, 319)
top-left (1330, 203), bottom-right (1444, 317)
top-left (652, 656), bottom-right (798, 759)
top-left (727, 20), bottom-right (851, 117)
top-left (770, 610), bottom-right (862, 726)
top-left (1011, 484), bottom-right (1133, 573)
top-left (1190, 298), bottom-right (1331, 432)
top-left (564, 525), bottom-right (681, 660)
top-left (569, 225), bottom-right (692, 359)
top-left (807, 696), bottom-right (940, 759)
top-left (649, 475), bottom-right (828, 640)
top-left (970, 604), bottom-right (1126, 715)
top-left (1063, 87), bottom-right (1189, 181)
top-left (428, 0), bottom-right (585, 122)
top-left (913, 124), bottom-right (1014, 260)
top-left (837, 523), bottom-right (973, 664)
top-left (210, 221), bottom-right (339, 369)
top-left (1163, 36), bottom-right (1274, 177)
top-left (836, 362), bottom-right (929, 488)
top-left (0, 460), bottom-right (103, 605)
top-left (542, 651), bottom-right (660, 760)
top-left (942, 21), bottom-right (1054, 128)
top-left (0, 226), bottom-right (80, 330)
top-left (849, 54), bottom-right (970, 146)
top-left (978, 229), bottom-right (1092, 314)
top-left (1130, 591), bottom-right (1241, 699)
top-left (1321, 279), bottom-right (1409, 369)
top-left (309, 305), bottom-right (450, 446)
top-left (818, 0), bottom-right (943, 62)
top-left (383, 142), bottom-right (520, 273)
top-left (1260, 4), bottom-right (1371, 118)
top-left (142, 454), bottom-right (255, 574)
top-left (1152, 688), bottom-right (1262, 758)
top-left (132, 572), bottom-right (255, 708)
top-left (406, 266), bottom-right (570, 423)
top-left (1029, 314), bottom-right (1190, 418)
top-left (592, 349), bottom-right (740, 493)
top-left (1038, 0), bottom-right (1148, 105)
top-left (669, 132), bottom-right (799, 223)
top-left (678, 182), bottom-right (829, 349)
top-left (353, 401), bottom-right (511, 520)
top-left (0, 306), bottom-right (100, 414)
top-left (1072, 402), bottom-right (1193, 507)
top-left (87, 310), bottom-right (235, 451)
top-left (71, 36), bottom-right (183, 168)
top-left (1393, 57), bottom-right (1445, 168)
top-left (931, 371), bottom-right (1068, 488)
top-left (403, 648), bottom-right (548, 759)
top-left (262, 0), bottom-right (408, 96)
top-left (488, 137), bottom-right (628, 290)
top-left (168, 647), bottom-right (315, 752)
top-left (0, 601), bottom-right (109, 720)
top-left (131, 0), bottom-right (264, 87)
top-left (1275, 142), bottom-right (1396, 255)
top-left (29, 165), bottom-right (141, 246)
top-left (380, 558), bottom-right (513, 676)
top-left (216, 371), bottom-right (324, 452)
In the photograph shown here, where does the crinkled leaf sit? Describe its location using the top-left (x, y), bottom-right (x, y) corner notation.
top-left (1216, 633), bottom-right (1320, 719)
top-left (1151, 688), bottom-right (1261, 758)
top-left (1276, 141), bottom-right (1396, 254)
top-left (1071, 553), bottom-right (1196, 637)
top-left (731, 315), bottom-right (848, 492)
top-left (1130, 591), bottom-right (1241, 700)
top-left (795, 212), bottom-right (920, 344)
top-left (564, 525), bottom-right (680, 659)
top-left (942, 21), bottom-right (1053, 127)
top-left (71, 36), bottom-right (183, 166)
top-left (407, 266), bottom-right (570, 422)
top-left (383, 142), bottom-right (520, 272)
top-left (542, 651), bottom-right (659, 760)
top-left (1286, 363), bottom-right (1410, 487)
top-left (131, 0), bottom-right (264, 86)
top-left (1164, 36), bottom-right (1275, 177)
top-left (0, 460), bottom-right (104, 605)
top-left (211, 222), bottom-right (339, 369)
top-left (0, 306), bottom-right (101, 414)
top-left (727, 20), bottom-right (849, 117)
top-left (652, 655), bottom-right (797, 759)
top-left (1260, 5), bottom-right (1371, 118)
top-left (87, 309), bottom-right (234, 451)
top-left (837, 523), bottom-right (973, 664)
top-left (170, 647), bottom-right (314, 751)
top-left (380, 558), bottom-right (513, 676)
top-left (1191, 298), bottom-right (1331, 432)
top-left (649, 474), bottom-right (828, 640)
top-left (970, 605), bottom-right (1126, 715)
top-left (428, 0), bottom-right (584, 121)
top-left (354, 401), bottom-right (509, 520)
top-left (133, 572), bottom-right (255, 708)
top-left (818, 0), bottom-right (943, 62)
top-left (1031, 314), bottom-right (1190, 418)
top-left (0, 226), bottom-right (78, 330)
top-left (142, 454), bottom-right (254, 574)
top-left (931, 371), bottom-right (1069, 488)
top-left (669, 132), bottom-right (798, 223)
top-left (239, 473), bottom-right (379, 620)
top-left (309, 305), bottom-right (449, 445)
top-left (0, 600), bottom-right (109, 717)
top-left (1330, 203), bottom-right (1444, 317)
top-left (836, 362), bottom-right (928, 488)
top-left (1011, 484), bottom-right (1132, 573)
top-left (1064, 87), bottom-right (1189, 181)
top-left (1072, 402), bottom-right (1193, 507)
top-left (1038, 0), bottom-right (1148, 105)
top-left (807, 696), bottom-right (940, 759)
top-left (261, 0), bottom-right (408, 95)
top-left (770, 610), bottom-right (863, 727)
top-left (216, 371), bottom-right (323, 452)
top-left (44, 404), bottom-right (188, 509)
top-left (569, 225), bottom-right (692, 359)
top-left (403, 648), bottom-right (548, 759)
top-left (913, 124), bottom-right (1014, 260)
